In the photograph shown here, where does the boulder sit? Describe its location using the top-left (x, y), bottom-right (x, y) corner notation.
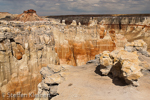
top-left (125, 40), bottom-right (150, 57)
top-left (99, 51), bottom-right (113, 75)
top-left (134, 40), bottom-right (147, 51)
top-left (44, 74), bottom-right (63, 85)
top-left (98, 48), bottom-right (143, 86)
top-left (49, 86), bottom-right (58, 95)
top-left (40, 67), bottom-right (54, 78)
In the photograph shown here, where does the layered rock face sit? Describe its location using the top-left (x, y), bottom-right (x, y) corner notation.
top-left (96, 40), bottom-right (150, 86)
top-left (0, 19), bottom-right (125, 99)
top-left (0, 21), bottom-right (59, 100)
top-left (0, 13), bottom-right (150, 100)
top-left (48, 16), bottom-right (150, 52)
top-left (96, 17), bottom-right (150, 52)
top-left (51, 17), bottom-right (150, 66)
top-left (0, 20), bottom-right (119, 100)
top-left (53, 22), bottom-right (125, 66)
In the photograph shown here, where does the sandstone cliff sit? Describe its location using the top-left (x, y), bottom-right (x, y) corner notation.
top-left (48, 15), bottom-right (150, 52)
top-left (0, 13), bottom-right (150, 100)
top-left (0, 19), bottom-right (123, 100)
top-left (0, 21), bottom-right (59, 100)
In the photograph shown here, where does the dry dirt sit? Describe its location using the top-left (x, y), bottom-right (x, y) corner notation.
top-left (52, 63), bottom-right (150, 100)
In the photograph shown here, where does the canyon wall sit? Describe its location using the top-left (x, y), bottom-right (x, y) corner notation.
top-left (0, 21), bottom-right (59, 100)
top-left (0, 20), bottom-right (123, 100)
top-left (52, 16), bottom-right (150, 66)
top-left (0, 15), bottom-right (150, 100)
top-left (93, 17), bottom-right (150, 52)
top-left (53, 24), bottom-right (117, 66)
top-left (48, 16), bottom-right (150, 51)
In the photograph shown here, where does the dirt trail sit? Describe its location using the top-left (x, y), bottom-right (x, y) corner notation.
top-left (52, 63), bottom-right (150, 100)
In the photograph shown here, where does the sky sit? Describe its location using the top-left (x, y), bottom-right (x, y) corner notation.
top-left (0, 0), bottom-right (150, 16)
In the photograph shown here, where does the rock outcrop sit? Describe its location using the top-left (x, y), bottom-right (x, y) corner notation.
top-left (125, 40), bottom-right (150, 57)
top-left (0, 21), bottom-right (60, 100)
top-left (96, 40), bottom-right (150, 86)
top-left (35, 64), bottom-right (70, 100)
top-left (14, 9), bottom-right (43, 22)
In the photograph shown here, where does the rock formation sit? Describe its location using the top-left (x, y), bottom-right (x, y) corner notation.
top-left (37, 40), bottom-right (150, 100)
top-left (0, 12), bottom-right (150, 100)
top-left (0, 18), bottom-right (123, 99)
top-left (34, 64), bottom-right (70, 100)
top-left (14, 9), bottom-right (43, 22)
top-left (0, 21), bottom-right (59, 100)
top-left (95, 40), bottom-right (150, 86)
top-left (47, 15), bottom-right (150, 52)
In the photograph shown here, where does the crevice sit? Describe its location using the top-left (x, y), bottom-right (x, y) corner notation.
top-left (71, 45), bottom-right (77, 66)
top-left (47, 83), bottom-right (59, 86)
top-left (9, 39), bottom-right (15, 42)
top-left (0, 50), bottom-right (6, 52)
top-left (119, 20), bottom-right (121, 30)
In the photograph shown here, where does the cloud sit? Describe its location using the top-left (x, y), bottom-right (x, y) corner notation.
top-left (68, 0), bottom-right (74, 1)
top-left (0, 0), bottom-right (149, 15)
top-left (93, 4), bottom-right (99, 7)
top-left (55, 3), bottom-right (60, 5)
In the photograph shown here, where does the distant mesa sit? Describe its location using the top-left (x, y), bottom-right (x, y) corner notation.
top-left (14, 9), bottom-right (43, 22)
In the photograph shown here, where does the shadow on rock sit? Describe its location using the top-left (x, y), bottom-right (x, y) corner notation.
top-left (95, 65), bottom-right (128, 86)
top-left (94, 65), bottom-right (103, 76)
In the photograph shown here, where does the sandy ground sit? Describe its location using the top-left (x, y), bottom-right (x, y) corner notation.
top-left (52, 63), bottom-right (150, 100)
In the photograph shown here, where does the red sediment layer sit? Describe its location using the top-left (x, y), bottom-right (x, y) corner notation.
top-left (55, 39), bottom-right (116, 66)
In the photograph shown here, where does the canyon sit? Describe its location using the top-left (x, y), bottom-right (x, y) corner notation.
top-left (0, 10), bottom-right (150, 100)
